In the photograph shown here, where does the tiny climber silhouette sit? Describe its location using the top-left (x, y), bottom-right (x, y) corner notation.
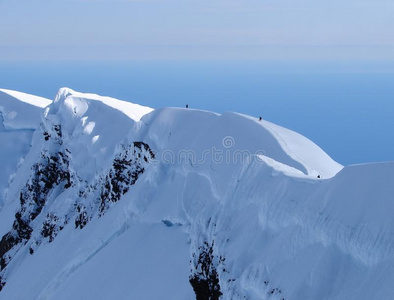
top-left (186, 104), bottom-right (189, 108)
top-left (259, 117), bottom-right (262, 121)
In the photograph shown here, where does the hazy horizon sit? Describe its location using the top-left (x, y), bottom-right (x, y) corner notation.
top-left (1, 0), bottom-right (393, 61)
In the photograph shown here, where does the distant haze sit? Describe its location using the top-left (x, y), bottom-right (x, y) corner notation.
top-left (0, 0), bottom-right (393, 60)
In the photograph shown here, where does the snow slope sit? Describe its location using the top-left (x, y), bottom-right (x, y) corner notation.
top-left (0, 89), bottom-right (51, 130)
top-left (0, 88), bottom-right (393, 300)
top-left (0, 89), bottom-right (51, 212)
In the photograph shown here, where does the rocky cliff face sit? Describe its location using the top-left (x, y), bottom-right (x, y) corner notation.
top-left (0, 116), bottom-right (154, 290)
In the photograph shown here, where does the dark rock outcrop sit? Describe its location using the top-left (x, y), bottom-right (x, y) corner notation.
top-left (190, 241), bottom-right (223, 300)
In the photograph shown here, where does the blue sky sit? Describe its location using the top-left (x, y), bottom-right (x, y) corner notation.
top-left (1, 0), bottom-right (393, 60)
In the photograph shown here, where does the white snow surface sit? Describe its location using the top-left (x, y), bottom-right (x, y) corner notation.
top-left (0, 88), bottom-right (51, 130)
top-left (54, 87), bottom-right (153, 122)
top-left (0, 89), bottom-right (51, 210)
top-left (0, 88), bottom-right (393, 300)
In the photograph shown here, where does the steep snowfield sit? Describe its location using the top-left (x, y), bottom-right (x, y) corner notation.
top-left (0, 88), bottom-right (393, 300)
top-left (0, 89), bottom-right (51, 130)
top-left (45, 88), bottom-right (153, 178)
top-left (0, 89), bottom-right (51, 216)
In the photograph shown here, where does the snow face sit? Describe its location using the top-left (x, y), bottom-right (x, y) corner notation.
top-left (0, 89), bottom-right (51, 210)
top-left (53, 87), bottom-right (153, 122)
top-left (0, 88), bottom-right (392, 300)
top-left (0, 88), bottom-right (51, 130)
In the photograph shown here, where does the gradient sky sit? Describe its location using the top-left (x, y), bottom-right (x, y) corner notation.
top-left (1, 0), bottom-right (393, 60)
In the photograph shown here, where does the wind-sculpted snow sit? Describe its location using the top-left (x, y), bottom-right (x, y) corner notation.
top-left (139, 108), bottom-right (342, 179)
top-left (0, 88), bottom-right (393, 300)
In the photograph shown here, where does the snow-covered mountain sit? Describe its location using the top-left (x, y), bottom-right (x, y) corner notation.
top-left (0, 88), bottom-right (393, 300)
